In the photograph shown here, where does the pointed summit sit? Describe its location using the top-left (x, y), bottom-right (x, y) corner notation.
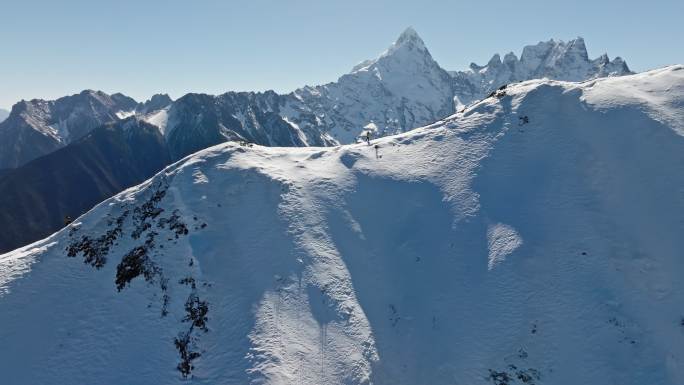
top-left (396, 27), bottom-right (422, 44)
top-left (487, 53), bottom-right (502, 67)
top-left (351, 27), bottom-right (432, 73)
top-left (391, 27), bottom-right (427, 52)
top-left (565, 37), bottom-right (589, 60)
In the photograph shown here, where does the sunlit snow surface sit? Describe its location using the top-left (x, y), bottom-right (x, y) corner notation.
top-left (1, 66), bottom-right (684, 384)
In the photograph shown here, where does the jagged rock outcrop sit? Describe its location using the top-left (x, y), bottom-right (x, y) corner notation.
top-left (162, 91), bottom-right (332, 160)
top-left (1, 66), bottom-right (682, 384)
top-left (0, 31), bottom-right (632, 169)
top-left (0, 30), bottom-right (636, 252)
top-left (0, 90), bottom-right (138, 168)
top-left (281, 27), bottom-right (456, 143)
top-left (449, 37), bottom-right (632, 106)
top-left (137, 94), bottom-right (173, 115)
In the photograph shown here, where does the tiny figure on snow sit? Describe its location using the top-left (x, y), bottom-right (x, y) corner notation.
top-left (518, 115), bottom-right (530, 126)
top-left (365, 131), bottom-right (372, 145)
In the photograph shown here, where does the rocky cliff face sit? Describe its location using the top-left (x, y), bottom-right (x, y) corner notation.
top-left (159, 28), bottom-right (456, 152)
top-left (161, 91), bottom-right (333, 161)
top-left (450, 37), bottom-right (632, 107)
top-left (281, 27), bottom-right (456, 143)
top-left (1, 66), bottom-right (682, 385)
top-left (0, 90), bottom-right (138, 168)
top-left (0, 30), bottom-right (636, 254)
top-left (0, 31), bottom-right (632, 170)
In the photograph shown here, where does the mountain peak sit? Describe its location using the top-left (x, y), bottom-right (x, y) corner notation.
top-left (488, 53), bottom-right (502, 66)
top-left (79, 89), bottom-right (106, 98)
top-left (2, 67), bottom-right (682, 384)
top-left (396, 27), bottom-right (421, 43)
top-left (392, 27), bottom-right (427, 51)
top-left (565, 37), bottom-right (589, 60)
top-left (137, 94), bottom-right (173, 114)
top-left (350, 27), bottom-right (431, 73)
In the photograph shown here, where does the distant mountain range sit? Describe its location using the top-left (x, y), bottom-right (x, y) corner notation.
top-left (0, 108), bottom-right (9, 123)
top-left (0, 29), bottom-right (632, 252)
top-left (2, 65), bottom-right (682, 384)
top-left (0, 28), bottom-right (630, 170)
top-left (0, 91), bottom-right (171, 169)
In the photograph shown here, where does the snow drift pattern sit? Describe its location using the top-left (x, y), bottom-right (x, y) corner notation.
top-left (1, 65), bottom-right (683, 384)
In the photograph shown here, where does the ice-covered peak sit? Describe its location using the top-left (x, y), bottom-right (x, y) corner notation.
top-left (393, 27), bottom-right (425, 49)
top-left (2, 67), bottom-right (684, 384)
top-left (290, 27), bottom-right (454, 143)
top-left (519, 39), bottom-right (555, 66)
top-left (519, 37), bottom-right (591, 73)
top-left (384, 27), bottom-right (429, 57)
top-left (565, 37), bottom-right (589, 60)
top-left (351, 27), bottom-right (432, 74)
top-left (451, 37), bottom-right (633, 106)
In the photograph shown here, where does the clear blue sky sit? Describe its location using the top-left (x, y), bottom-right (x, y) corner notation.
top-left (1, 0), bottom-right (682, 109)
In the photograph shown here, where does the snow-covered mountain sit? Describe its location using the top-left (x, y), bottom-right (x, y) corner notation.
top-left (0, 92), bottom-right (172, 169)
top-left (136, 93), bottom-right (173, 115)
top-left (1, 65), bottom-right (682, 384)
top-left (160, 91), bottom-right (333, 161)
top-left (151, 27), bottom-right (455, 155)
top-left (281, 27), bottom-right (456, 143)
top-left (0, 90), bottom-right (138, 168)
top-left (0, 108), bottom-right (9, 123)
top-left (0, 30), bottom-right (630, 170)
top-left (450, 37), bottom-right (632, 107)
top-left (160, 30), bottom-right (631, 147)
top-left (0, 30), bottom-right (634, 253)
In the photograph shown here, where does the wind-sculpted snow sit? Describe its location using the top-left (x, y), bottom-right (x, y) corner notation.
top-left (487, 223), bottom-right (523, 270)
top-left (1, 66), bottom-right (683, 384)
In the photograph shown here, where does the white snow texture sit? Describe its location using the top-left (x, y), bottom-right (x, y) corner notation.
top-left (1, 65), bottom-right (683, 385)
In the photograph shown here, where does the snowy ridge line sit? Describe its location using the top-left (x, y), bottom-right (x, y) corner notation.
top-left (0, 65), bottom-right (683, 384)
top-left (1, 30), bottom-right (635, 171)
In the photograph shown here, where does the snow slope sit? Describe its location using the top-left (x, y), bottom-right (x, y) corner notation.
top-left (1, 65), bottom-right (683, 385)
